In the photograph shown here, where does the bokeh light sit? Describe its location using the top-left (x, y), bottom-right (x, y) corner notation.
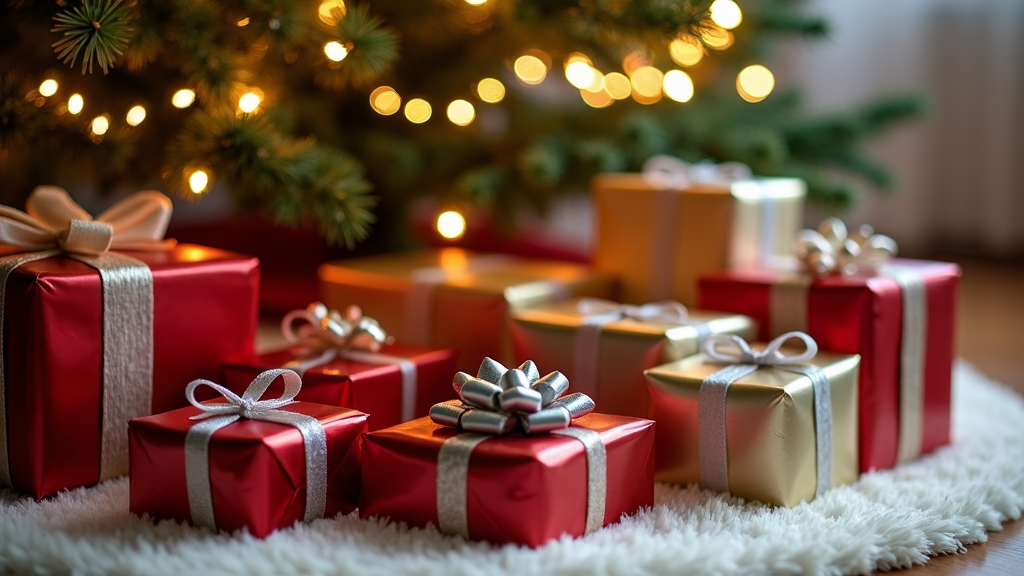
top-left (477, 78), bottom-right (506, 103)
top-left (669, 36), bottom-right (704, 67)
top-left (39, 79), bottom-right (58, 97)
top-left (437, 210), bottom-right (467, 239)
top-left (172, 89), bottom-right (196, 108)
top-left (67, 94), bottom-right (84, 114)
top-left (710, 0), bottom-right (743, 30)
top-left (369, 86), bottom-right (401, 115)
top-left (90, 115), bottom-right (109, 135)
top-left (580, 88), bottom-right (612, 109)
top-left (324, 41), bottom-right (348, 62)
top-left (189, 170), bottom-right (209, 194)
top-left (238, 92), bottom-right (262, 113)
top-left (737, 64), bottom-right (775, 102)
top-left (565, 61), bottom-right (597, 90)
top-left (662, 70), bottom-right (695, 103)
top-left (629, 66), bottom-right (664, 98)
top-left (702, 25), bottom-right (734, 50)
top-left (317, 0), bottom-right (347, 25)
top-left (126, 105), bottom-right (146, 126)
top-left (404, 98), bottom-right (432, 123)
top-left (603, 72), bottom-right (631, 100)
top-left (514, 55), bottom-right (547, 85)
top-left (447, 99), bottom-right (475, 126)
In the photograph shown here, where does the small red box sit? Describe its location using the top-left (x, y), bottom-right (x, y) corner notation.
top-left (129, 401), bottom-right (366, 538)
top-left (222, 344), bottom-right (458, 431)
top-left (698, 259), bottom-right (960, 472)
top-left (360, 413), bottom-right (655, 547)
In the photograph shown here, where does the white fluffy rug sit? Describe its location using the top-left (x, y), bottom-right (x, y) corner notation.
top-left (2, 361), bottom-right (1023, 576)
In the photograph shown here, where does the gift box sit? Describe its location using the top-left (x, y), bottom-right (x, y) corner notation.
top-left (360, 358), bottom-right (655, 547)
top-left (318, 248), bottom-right (612, 372)
top-left (0, 188), bottom-right (259, 499)
top-left (645, 333), bottom-right (860, 507)
top-left (592, 158), bottom-right (804, 306)
top-left (509, 298), bottom-right (757, 418)
top-left (698, 224), bottom-right (959, 472)
top-left (129, 370), bottom-right (367, 538)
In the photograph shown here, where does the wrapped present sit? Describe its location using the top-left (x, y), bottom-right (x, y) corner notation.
top-left (593, 155), bottom-right (805, 306)
top-left (509, 297), bottom-right (757, 418)
top-left (0, 187), bottom-right (259, 499)
top-left (318, 247), bottom-right (612, 372)
top-left (698, 218), bottom-right (960, 472)
top-left (129, 370), bottom-right (367, 538)
top-left (360, 357), bottom-right (655, 547)
top-left (222, 302), bottom-right (458, 431)
top-left (645, 332), bottom-right (860, 507)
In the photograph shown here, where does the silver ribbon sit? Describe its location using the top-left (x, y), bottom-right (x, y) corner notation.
top-left (572, 298), bottom-right (710, 399)
top-left (698, 332), bottom-right (833, 498)
top-left (183, 369), bottom-right (328, 531)
top-left (887, 267), bottom-right (927, 464)
top-left (795, 217), bottom-right (897, 278)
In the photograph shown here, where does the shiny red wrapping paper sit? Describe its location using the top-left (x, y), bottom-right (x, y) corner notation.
top-left (3, 244), bottom-right (260, 498)
top-left (698, 259), bottom-right (960, 472)
top-left (360, 413), bottom-right (655, 547)
top-left (221, 344), bottom-right (458, 431)
top-left (129, 401), bottom-right (366, 538)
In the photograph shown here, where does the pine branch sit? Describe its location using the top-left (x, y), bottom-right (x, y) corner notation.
top-left (51, 0), bottom-right (133, 74)
top-left (316, 3), bottom-right (400, 90)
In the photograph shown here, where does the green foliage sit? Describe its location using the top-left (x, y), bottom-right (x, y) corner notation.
top-left (52, 0), bottom-right (133, 74)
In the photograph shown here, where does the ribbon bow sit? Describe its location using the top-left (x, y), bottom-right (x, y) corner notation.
top-left (282, 302), bottom-right (389, 353)
top-left (186, 369), bottom-right (302, 421)
top-left (642, 155), bottom-right (752, 190)
top-left (429, 358), bottom-right (595, 435)
top-left (0, 186), bottom-right (175, 256)
top-left (577, 297), bottom-right (689, 324)
top-left (703, 331), bottom-right (818, 366)
top-left (794, 217), bottom-right (897, 277)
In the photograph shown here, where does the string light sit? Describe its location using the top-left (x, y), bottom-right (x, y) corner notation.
top-left (514, 55), bottom-right (547, 85)
top-left (580, 88), bottom-right (612, 109)
top-left (318, 0), bottom-right (347, 25)
top-left (709, 0), bottom-right (743, 30)
top-left (404, 98), bottom-right (432, 123)
top-left (662, 70), bottom-right (694, 103)
top-left (446, 99), bottom-right (475, 126)
top-left (565, 61), bottom-right (597, 90)
top-left (629, 66), bottom-right (664, 99)
top-left (702, 26), bottom-right (734, 50)
top-left (188, 170), bottom-right (209, 194)
top-left (437, 210), bottom-right (467, 240)
top-left (90, 115), bottom-right (109, 136)
top-left (236, 17), bottom-right (250, 26)
top-left (464, 0), bottom-right (488, 5)
top-left (238, 91), bottom-right (262, 113)
top-left (67, 94), bottom-right (84, 114)
top-left (669, 36), bottom-right (704, 67)
top-left (737, 64), bottom-right (775, 102)
top-left (126, 105), bottom-right (146, 126)
top-left (324, 41), bottom-right (348, 62)
top-left (603, 72), bottom-right (631, 100)
top-left (38, 79), bottom-right (58, 97)
top-left (369, 86), bottom-right (401, 115)
top-left (172, 89), bottom-right (196, 108)
top-left (476, 78), bottom-right (505, 103)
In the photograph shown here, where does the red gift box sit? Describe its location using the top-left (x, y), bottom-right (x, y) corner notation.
top-left (698, 258), bottom-right (960, 472)
top-left (222, 343), bottom-right (458, 431)
top-left (129, 396), bottom-right (366, 538)
top-left (2, 244), bottom-right (259, 498)
top-left (360, 413), bottom-right (655, 547)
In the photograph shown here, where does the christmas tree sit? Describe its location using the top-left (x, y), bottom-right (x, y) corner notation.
top-left (0, 0), bottom-right (921, 250)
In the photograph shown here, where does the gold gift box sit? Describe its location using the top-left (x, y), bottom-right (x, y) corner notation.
top-left (592, 173), bottom-right (805, 306)
top-left (644, 350), bottom-right (860, 507)
top-left (318, 248), bottom-right (612, 372)
top-left (509, 299), bottom-right (756, 419)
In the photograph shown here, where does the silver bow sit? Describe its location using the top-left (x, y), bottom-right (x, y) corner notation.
top-left (429, 358), bottom-right (595, 435)
top-left (282, 301), bottom-right (390, 353)
top-left (703, 331), bottom-right (818, 366)
top-left (642, 154), bottom-right (753, 190)
top-left (794, 217), bottom-right (898, 277)
top-left (576, 297), bottom-right (689, 324)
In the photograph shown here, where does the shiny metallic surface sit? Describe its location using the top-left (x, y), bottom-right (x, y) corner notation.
top-left (460, 409), bottom-right (517, 435)
top-left (550, 392), bottom-right (596, 419)
top-left (429, 401), bottom-right (468, 427)
top-left (456, 378), bottom-right (501, 409)
top-left (499, 368), bottom-right (531, 391)
top-left (497, 386), bottom-right (543, 412)
top-left (532, 371), bottom-right (570, 405)
top-left (521, 406), bottom-right (571, 434)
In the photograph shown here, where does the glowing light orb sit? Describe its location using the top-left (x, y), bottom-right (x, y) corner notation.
top-left (318, 1), bottom-right (347, 25)
top-left (662, 70), bottom-right (695, 103)
top-left (669, 36), bottom-right (704, 67)
top-left (369, 86), bottom-right (401, 115)
top-left (565, 61), bottom-right (597, 90)
top-left (737, 64), bottom-right (775, 102)
top-left (67, 94), bottom-right (84, 115)
top-left (404, 98), bottom-right (432, 123)
top-left (446, 99), bottom-right (475, 126)
top-left (603, 73), bottom-right (631, 100)
top-left (189, 170), bottom-right (210, 194)
top-left (514, 55), bottom-right (547, 85)
top-left (126, 105), bottom-right (146, 126)
top-left (39, 79), bottom-right (58, 97)
top-left (629, 66), bottom-right (664, 98)
top-left (324, 41), bottom-right (348, 62)
top-left (477, 78), bottom-right (506, 103)
top-left (437, 210), bottom-right (467, 239)
top-left (172, 89), bottom-right (196, 108)
top-left (90, 115), bottom-right (109, 135)
top-left (710, 0), bottom-right (743, 30)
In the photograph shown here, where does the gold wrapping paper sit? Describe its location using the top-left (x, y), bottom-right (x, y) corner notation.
top-left (644, 350), bottom-right (859, 507)
top-left (592, 174), bottom-right (805, 306)
top-left (318, 248), bottom-right (612, 372)
top-left (509, 299), bottom-right (756, 419)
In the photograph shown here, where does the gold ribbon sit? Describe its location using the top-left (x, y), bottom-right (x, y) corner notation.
top-left (0, 186), bottom-right (175, 487)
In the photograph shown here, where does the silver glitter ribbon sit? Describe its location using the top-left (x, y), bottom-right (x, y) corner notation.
top-left (698, 332), bottom-right (834, 498)
top-left (572, 297), bottom-right (711, 399)
top-left (183, 369), bottom-right (328, 531)
top-left (0, 187), bottom-right (174, 487)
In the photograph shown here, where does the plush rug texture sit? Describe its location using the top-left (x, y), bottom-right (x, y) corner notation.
top-left (2, 361), bottom-right (1023, 576)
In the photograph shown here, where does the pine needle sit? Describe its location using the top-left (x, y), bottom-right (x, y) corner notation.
top-left (52, 0), bottom-right (133, 74)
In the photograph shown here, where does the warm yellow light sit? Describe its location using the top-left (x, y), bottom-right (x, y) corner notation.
top-left (476, 78), bottom-right (505, 103)
top-left (702, 26), bottom-right (734, 50)
top-left (126, 105), bottom-right (146, 126)
top-left (669, 36), bottom-right (704, 67)
top-left (318, 0), bottom-right (347, 25)
top-left (238, 92), bottom-right (262, 113)
top-left (90, 115), bottom-right (109, 135)
top-left (67, 94), bottom-right (84, 115)
top-left (583, 72), bottom-right (605, 93)
top-left (603, 72), bottom-right (631, 100)
top-left (710, 0), bottom-right (743, 30)
top-left (172, 89), bottom-right (196, 108)
top-left (514, 55), bottom-right (547, 85)
top-left (446, 99), bottom-right (475, 126)
top-left (404, 98), bottom-right (432, 123)
top-left (622, 51), bottom-right (649, 75)
top-left (565, 61), bottom-right (597, 90)
top-left (629, 66), bottom-right (664, 98)
top-left (737, 64), bottom-right (775, 102)
top-left (580, 88), bottom-right (612, 109)
top-left (39, 79), bottom-right (58, 97)
top-left (662, 70), bottom-right (695, 103)
top-left (324, 41), bottom-right (348, 62)
top-left (236, 17), bottom-right (250, 26)
top-left (464, 0), bottom-right (488, 5)
top-left (369, 86), bottom-right (401, 115)
top-left (437, 210), bottom-right (467, 239)
top-left (189, 170), bottom-right (209, 194)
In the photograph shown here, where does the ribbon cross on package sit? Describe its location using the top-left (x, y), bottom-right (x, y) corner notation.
top-left (0, 186), bottom-right (259, 499)
top-left (645, 332), bottom-right (860, 507)
top-left (129, 370), bottom-right (367, 538)
top-left (360, 357), bottom-right (655, 547)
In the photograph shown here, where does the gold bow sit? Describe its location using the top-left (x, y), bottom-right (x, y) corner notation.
top-left (281, 302), bottom-right (390, 353)
top-left (794, 217), bottom-right (897, 277)
top-left (0, 186), bottom-right (176, 256)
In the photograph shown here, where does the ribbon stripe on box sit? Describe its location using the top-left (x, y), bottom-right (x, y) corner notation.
top-left (0, 187), bottom-right (176, 487)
